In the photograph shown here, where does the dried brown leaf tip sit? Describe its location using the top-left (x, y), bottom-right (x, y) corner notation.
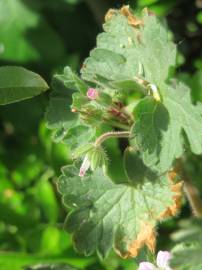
top-left (120, 5), bottom-right (143, 27)
top-left (126, 223), bottom-right (156, 258)
top-left (159, 170), bottom-right (183, 219)
top-left (105, 9), bottom-right (117, 22)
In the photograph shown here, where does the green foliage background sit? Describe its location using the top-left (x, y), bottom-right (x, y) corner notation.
top-left (0, 0), bottom-right (201, 269)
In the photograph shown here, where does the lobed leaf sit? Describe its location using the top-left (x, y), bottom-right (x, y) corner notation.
top-left (58, 149), bottom-right (182, 258)
top-left (56, 67), bottom-right (88, 95)
top-left (131, 82), bottom-right (202, 172)
top-left (131, 96), bottom-right (169, 168)
top-left (81, 7), bottom-right (176, 88)
top-left (45, 75), bottom-right (77, 140)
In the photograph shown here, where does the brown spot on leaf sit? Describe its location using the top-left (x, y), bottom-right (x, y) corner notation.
top-left (120, 5), bottom-right (143, 28)
top-left (105, 9), bottom-right (117, 22)
top-left (120, 224), bottom-right (156, 258)
top-left (159, 170), bottom-right (183, 219)
top-left (114, 170), bottom-right (183, 259)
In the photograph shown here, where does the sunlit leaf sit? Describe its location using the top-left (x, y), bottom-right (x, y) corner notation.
top-left (131, 82), bottom-right (202, 172)
top-left (58, 155), bottom-right (181, 258)
top-left (81, 7), bottom-right (176, 87)
top-left (0, 67), bottom-right (48, 105)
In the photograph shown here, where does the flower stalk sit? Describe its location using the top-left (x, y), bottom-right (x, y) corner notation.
top-left (95, 131), bottom-right (130, 147)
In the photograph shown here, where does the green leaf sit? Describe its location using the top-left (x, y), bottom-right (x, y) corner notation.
top-left (0, 0), bottom-right (66, 63)
top-left (0, 0), bottom-right (39, 62)
top-left (123, 147), bottom-right (158, 184)
top-left (0, 66), bottom-right (48, 105)
top-left (131, 82), bottom-right (202, 172)
top-left (131, 96), bottom-right (169, 168)
top-left (171, 219), bottom-right (202, 270)
top-left (81, 8), bottom-right (176, 88)
top-left (35, 179), bottom-right (58, 223)
top-left (25, 264), bottom-right (78, 270)
top-left (58, 162), bottom-right (179, 258)
top-left (0, 252), bottom-right (91, 270)
top-left (136, 12), bottom-right (176, 86)
top-left (179, 70), bottom-right (202, 102)
top-left (56, 67), bottom-right (88, 95)
top-left (82, 48), bottom-right (127, 83)
top-left (63, 125), bottom-right (95, 150)
top-left (111, 79), bottom-right (147, 94)
top-left (45, 76), bottom-right (77, 134)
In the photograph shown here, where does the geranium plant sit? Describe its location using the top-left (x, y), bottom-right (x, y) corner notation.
top-left (1, 5), bottom-right (202, 270)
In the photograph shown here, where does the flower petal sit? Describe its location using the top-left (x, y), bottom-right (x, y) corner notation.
top-left (79, 155), bottom-right (91, 177)
top-left (87, 88), bottom-right (99, 100)
top-left (156, 250), bottom-right (172, 268)
top-left (138, 262), bottom-right (156, 270)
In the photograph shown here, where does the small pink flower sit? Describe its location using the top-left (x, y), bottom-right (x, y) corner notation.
top-left (87, 88), bottom-right (99, 100)
top-left (157, 251), bottom-right (172, 269)
top-left (139, 262), bottom-right (156, 270)
top-left (79, 155), bottom-right (91, 177)
top-left (138, 251), bottom-right (172, 270)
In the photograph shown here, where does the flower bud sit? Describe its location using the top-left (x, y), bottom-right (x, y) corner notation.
top-left (88, 146), bottom-right (108, 171)
top-left (78, 145), bottom-right (108, 177)
top-left (87, 88), bottom-right (99, 100)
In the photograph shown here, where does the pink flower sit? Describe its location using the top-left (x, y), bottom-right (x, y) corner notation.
top-left (79, 155), bottom-right (91, 177)
top-left (87, 88), bottom-right (99, 100)
top-left (138, 251), bottom-right (172, 270)
top-left (139, 262), bottom-right (156, 270)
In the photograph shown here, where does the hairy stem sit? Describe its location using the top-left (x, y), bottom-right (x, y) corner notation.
top-left (95, 131), bottom-right (130, 146)
top-left (176, 160), bottom-right (202, 218)
top-left (105, 119), bottom-right (130, 130)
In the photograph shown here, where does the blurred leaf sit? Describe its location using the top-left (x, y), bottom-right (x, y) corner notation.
top-left (25, 263), bottom-right (78, 270)
top-left (0, 0), bottom-right (66, 64)
top-left (64, 0), bottom-right (81, 5)
top-left (147, 1), bottom-right (177, 16)
top-left (40, 227), bottom-right (63, 255)
top-left (35, 177), bottom-right (58, 223)
top-left (0, 67), bottom-right (48, 105)
top-left (196, 11), bottom-right (202, 24)
top-left (179, 70), bottom-right (202, 102)
top-left (0, 253), bottom-right (92, 270)
top-left (171, 219), bottom-right (202, 269)
top-left (0, 0), bottom-right (39, 62)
